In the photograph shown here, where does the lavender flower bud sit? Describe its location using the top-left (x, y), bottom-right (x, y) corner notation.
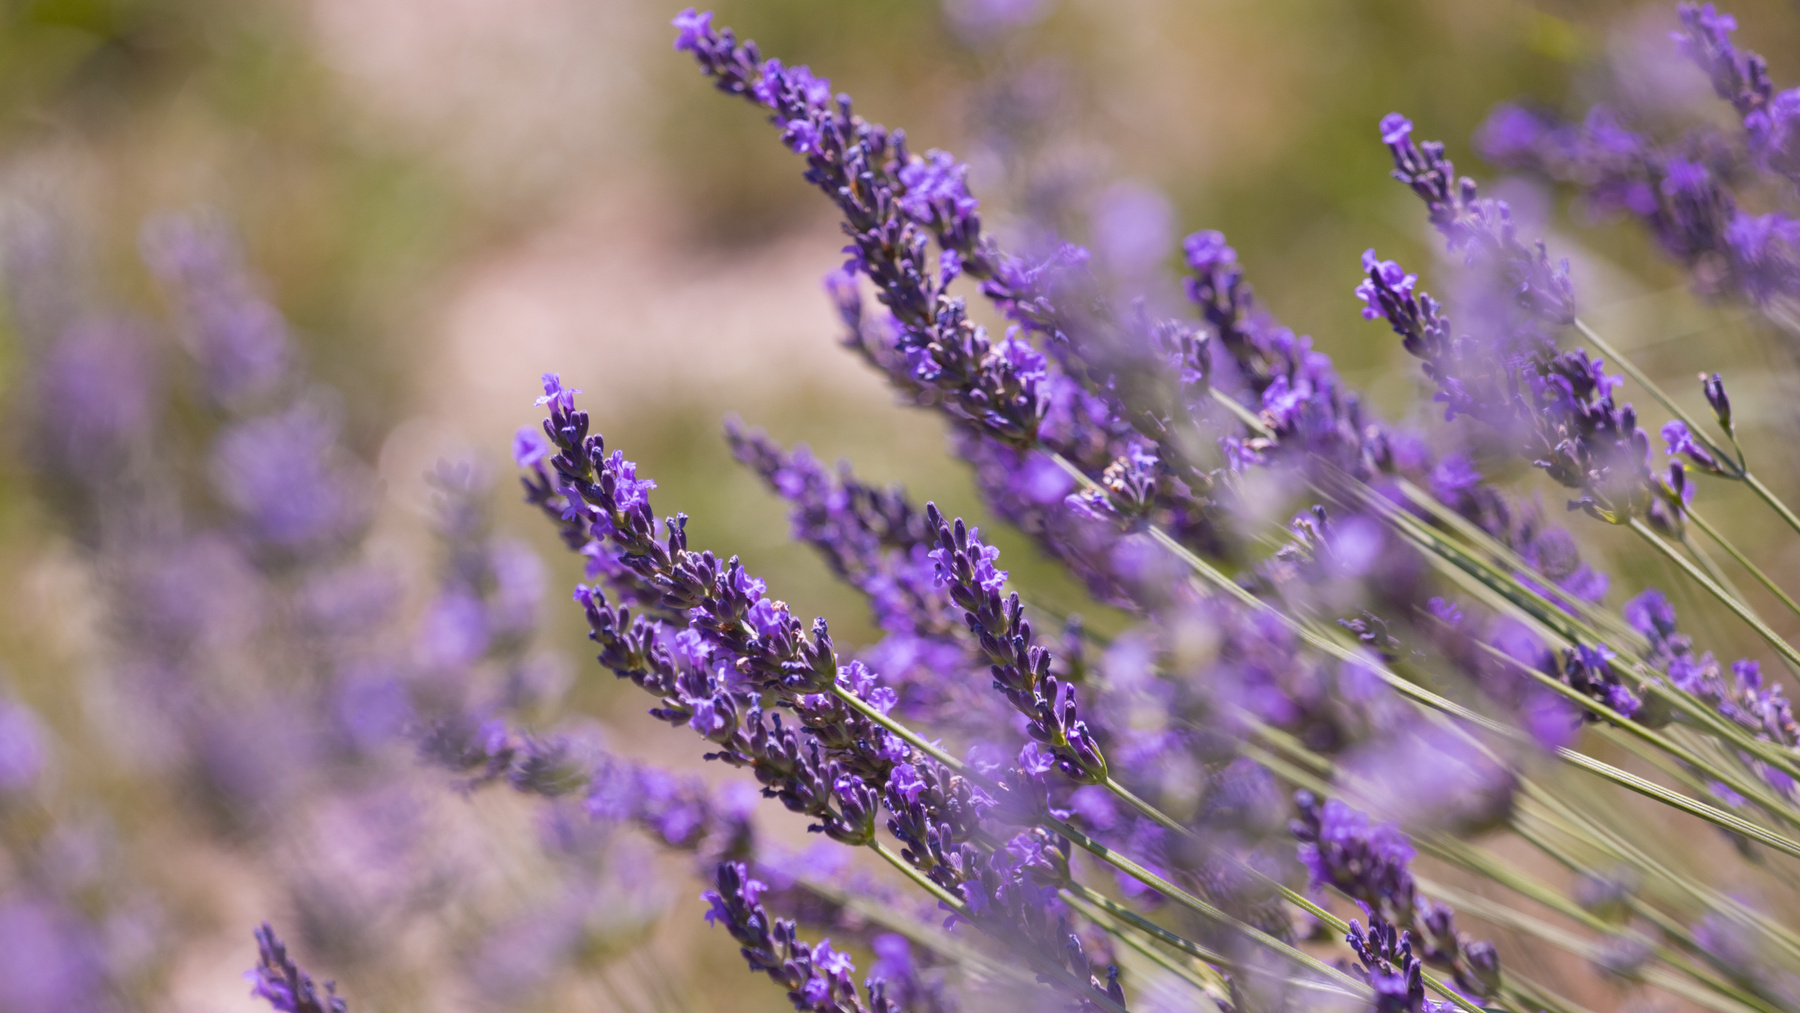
top-left (1674, 4), bottom-right (1772, 123)
top-left (1345, 918), bottom-right (1447, 1013)
top-left (924, 502), bottom-right (1108, 783)
top-left (1293, 793), bottom-right (1499, 998)
top-left (247, 924), bottom-right (349, 1013)
top-left (702, 861), bottom-right (901, 1013)
top-left (1702, 372), bottom-right (1733, 432)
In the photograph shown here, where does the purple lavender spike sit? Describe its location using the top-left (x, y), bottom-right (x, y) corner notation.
top-left (1628, 588), bottom-right (1800, 800)
top-left (1668, 1), bottom-right (1800, 195)
top-left (1476, 98), bottom-right (1800, 308)
top-left (248, 924), bottom-right (349, 1013)
top-left (1356, 197), bottom-right (1665, 530)
top-left (1293, 793), bottom-right (1499, 997)
top-left (704, 862), bottom-right (903, 1013)
top-left (924, 502), bottom-right (1107, 785)
top-left (1345, 917), bottom-right (1455, 1013)
top-left (141, 214), bottom-right (291, 405)
top-left (525, 369), bottom-right (1124, 1007)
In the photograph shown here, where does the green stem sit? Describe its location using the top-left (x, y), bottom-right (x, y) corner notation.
top-left (1403, 483), bottom-right (1800, 792)
top-left (1504, 974), bottom-right (1602, 1013)
top-left (1063, 885), bottom-right (1231, 989)
top-left (797, 875), bottom-right (1024, 989)
top-left (1745, 471), bottom-right (1800, 543)
top-left (1688, 508), bottom-right (1800, 626)
top-left (1057, 444), bottom-right (1800, 856)
top-left (1450, 618), bottom-right (1800, 829)
top-left (1392, 477), bottom-right (1645, 650)
top-left (1573, 318), bottom-right (1732, 462)
top-left (1086, 739), bottom-right (1501, 1013)
top-left (1630, 518), bottom-right (1800, 673)
top-left (834, 684), bottom-right (1368, 987)
top-left (1243, 710), bottom-right (1784, 1013)
top-left (867, 841), bottom-right (1131, 1013)
top-left (1509, 811), bottom-right (1800, 997)
top-left (1426, 878), bottom-right (1769, 1013)
top-left (1375, 481), bottom-right (1800, 792)
top-left (1519, 786), bottom-right (1800, 964)
top-left (1571, 317), bottom-right (1800, 547)
top-left (1043, 813), bottom-right (1369, 993)
top-left (1238, 386), bottom-right (1800, 800)
top-left (1065, 890), bottom-right (1228, 1003)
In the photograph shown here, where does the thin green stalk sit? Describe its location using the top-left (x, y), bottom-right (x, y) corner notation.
top-left (1063, 886), bottom-right (1230, 984)
top-left (1211, 347), bottom-right (1800, 793)
top-left (1630, 519), bottom-right (1800, 673)
top-left (1508, 810), bottom-right (1800, 985)
top-left (1067, 891), bottom-right (1228, 1003)
top-left (1745, 471), bottom-right (1800, 543)
top-left (1688, 508), bottom-right (1800, 626)
top-left (1351, 487), bottom-right (1800, 791)
top-left (1055, 441), bottom-right (1800, 857)
top-left (1519, 787), bottom-right (1800, 964)
top-left (1571, 317), bottom-right (1800, 546)
top-left (1426, 878), bottom-right (1768, 1013)
top-left (1392, 477), bottom-right (1646, 651)
top-left (1235, 391), bottom-right (1800, 797)
top-left (1504, 973), bottom-right (1602, 1013)
top-left (867, 841), bottom-right (1131, 1013)
top-left (1242, 708), bottom-right (1782, 1013)
top-left (1573, 319), bottom-right (1733, 463)
top-left (1042, 813), bottom-right (1371, 994)
top-left (797, 875), bottom-right (1025, 989)
top-left (1078, 736), bottom-right (1500, 1013)
top-left (1415, 493), bottom-right (1800, 793)
top-left (1453, 621), bottom-right (1800, 830)
top-left (834, 683), bottom-right (1370, 988)
top-left (1421, 853), bottom-right (1779, 1013)
top-left (1207, 386), bottom-right (1274, 438)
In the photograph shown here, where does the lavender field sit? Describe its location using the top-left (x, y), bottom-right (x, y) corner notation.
top-left (7, 2), bottom-right (1800, 1012)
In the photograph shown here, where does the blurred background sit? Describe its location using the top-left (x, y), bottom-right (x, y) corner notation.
top-left (5, 0), bottom-right (1800, 1009)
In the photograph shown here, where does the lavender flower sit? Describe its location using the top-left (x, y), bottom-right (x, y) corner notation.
top-left (674, 14), bottom-right (1048, 447)
top-left (1357, 230), bottom-right (1664, 529)
top-left (1669, 2), bottom-right (1800, 195)
top-left (0, 699), bottom-right (46, 793)
top-left (1292, 794), bottom-right (1499, 997)
top-left (1628, 588), bottom-right (1799, 799)
top-left (525, 376), bottom-right (1125, 1008)
top-left (925, 503), bottom-right (1107, 784)
top-left (1476, 97), bottom-right (1800, 306)
top-left (248, 924), bottom-right (349, 1013)
top-left (0, 897), bottom-right (107, 1013)
top-left (1346, 917), bottom-right (1454, 1013)
top-left (704, 861), bottom-right (904, 1013)
top-left (1381, 113), bottom-right (1576, 329)
top-left (141, 214), bottom-right (290, 405)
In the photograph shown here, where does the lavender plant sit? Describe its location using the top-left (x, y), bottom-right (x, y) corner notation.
top-left (17, 3), bottom-right (1800, 1013)
top-left (476, 6), bottom-right (1800, 1011)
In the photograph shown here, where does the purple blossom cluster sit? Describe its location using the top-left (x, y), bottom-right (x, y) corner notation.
top-left (249, 925), bottom-right (349, 1013)
top-left (4, 213), bottom-right (722, 1011)
top-left (1627, 589), bottom-right (1799, 800)
top-left (1360, 121), bottom-right (1676, 532)
top-left (1345, 917), bottom-right (1455, 1013)
top-left (521, 377), bottom-right (1129, 1007)
top-left (1476, 4), bottom-right (1800, 311)
top-left (1292, 794), bottom-right (1500, 998)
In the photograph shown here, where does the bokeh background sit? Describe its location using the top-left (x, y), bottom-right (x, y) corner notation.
top-left (5, 0), bottom-right (1800, 1009)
